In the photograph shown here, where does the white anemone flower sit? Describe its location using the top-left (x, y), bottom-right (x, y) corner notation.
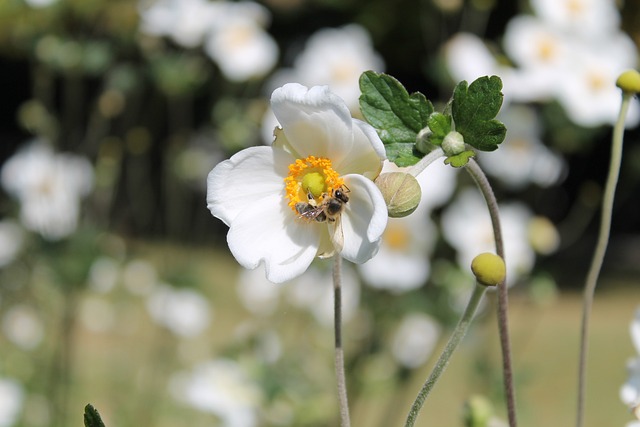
top-left (530, 0), bottom-right (620, 38)
top-left (207, 83), bottom-right (388, 283)
top-left (204, 2), bottom-right (279, 82)
top-left (0, 378), bottom-right (24, 427)
top-left (391, 313), bottom-right (440, 369)
top-left (1, 141), bottom-right (93, 241)
top-left (146, 284), bottom-right (212, 338)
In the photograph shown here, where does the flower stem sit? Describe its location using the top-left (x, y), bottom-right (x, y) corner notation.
top-left (333, 255), bottom-right (351, 427)
top-left (576, 92), bottom-right (631, 427)
top-left (408, 148), bottom-right (445, 177)
top-left (465, 159), bottom-right (517, 427)
top-left (404, 284), bottom-right (487, 427)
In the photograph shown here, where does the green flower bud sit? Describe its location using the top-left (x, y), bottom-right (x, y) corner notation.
top-left (375, 172), bottom-right (422, 218)
top-left (616, 69), bottom-right (640, 95)
top-left (416, 127), bottom-right (437, 154)
top-left (463, 395), bottom-right (494, 427)
top-left (471, 252), bottom-right (505, 287)
top-left (442, 131), bottom-right (465, 156)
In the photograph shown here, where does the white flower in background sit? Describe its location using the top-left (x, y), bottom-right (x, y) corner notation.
top-left (24, 0), bottom-right (57, 8)
top-left (554, 33), bottom-right (640, 127)
top-left (204, 2), bottom-right (279, 82)
top-left (146, 284), bottom-right (212, 337)
top-left (391, 313), bottom-right (440, 369)
top-left (268, 24), bottom-right (384, 111)
top-left (169, 359), bottom-right (262, 427)
top-left (139, 0), bottom-right (219, 48)
top-left (0, 220), bottom-right (23, 268)
top-left (207, 83), bottom-right (387, 283)
top-left (79, 296), bottom-right (116, 333)
top-left (478, 105), bottom-right (565, 189)
top-left (441, 188), bottom-right (535, 286)
top-left (358, 160), bottom-right (457, 293)
top-left (237, 266), bottom-right (281, 317)
top-left (0, 378), bottom-right (23, 427)
top-left (1, 141), bottom-right (93, 241)
top-left (444, 33), bottom-right (500, 85)
top-left (2, 304), bottom-right (44, 350)
top-left (285, 264), bottom-right (360, 327)
top-left (621, 308), bottom-right (640, 412)
top-left (530, 0), bottom-right (620, 38)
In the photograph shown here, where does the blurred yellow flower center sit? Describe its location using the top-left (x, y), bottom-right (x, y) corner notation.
top-left (384, 222), bottom-right (411, 250)
top-left (284, 156), bottom-right (343, 212)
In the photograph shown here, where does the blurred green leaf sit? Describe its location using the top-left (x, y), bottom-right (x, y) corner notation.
top-left (452, 76), bottom-right (506, 151)
top-left (359, 71), bottom-right (433, 166)
top-left (84, 404), bottom-right (106, 427)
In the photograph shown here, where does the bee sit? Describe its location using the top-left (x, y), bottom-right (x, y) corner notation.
top-left (295, 186), bottom-right (350, 252)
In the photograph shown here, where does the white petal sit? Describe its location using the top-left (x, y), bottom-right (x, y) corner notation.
top-left (270, 83), bottom-right (354, 164)
top-left (207, 146), bottom-right (292, 226)
top-left (227, 192), bottom-right (321, 283)
top-left (334, 119), bottom-right (385, 180)
top-left (339, 174), bottom-right (387, 263)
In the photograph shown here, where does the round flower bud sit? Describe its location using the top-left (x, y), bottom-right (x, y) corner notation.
top-left (374, 172), bottom-right (422, 218)
top-left (416, 127), bottom-right (437, 154)
top-left (616, 69), bottom-right (640, 95)
top-left (471, 252), bottom-right (505, 287)
top-left (441, 131), bottom-right (465, 156)
top-left (463, 395), bottom-right (494, 427)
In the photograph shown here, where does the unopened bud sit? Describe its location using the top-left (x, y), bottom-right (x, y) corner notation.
top-left (471, 252), bottom-right (505, 287)
top-left (375, 172), bottom-right (422, 218)
top-left (616, 69), bottom-right (640, 95)
top-left (463, 395), bottom-right (494, 427)
top-left (442, 131), bottom-right (465, 156)
top-left (416, 127), bottom-right (437, 154)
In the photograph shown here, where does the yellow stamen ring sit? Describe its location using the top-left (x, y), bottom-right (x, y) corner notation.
top-left (284, 156), bottom-right (343, 212)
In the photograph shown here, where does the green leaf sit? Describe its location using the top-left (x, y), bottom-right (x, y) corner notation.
top-left (452, 76), bottom-right (506, 151)
top-left (359, 71), bottom-right (433, 166)
top-left (444, 150), bottom-right (476, 168)
top-left (426, 112), bottom-right (452, 146)
top-left (84, 404), bottom-right (106, 427)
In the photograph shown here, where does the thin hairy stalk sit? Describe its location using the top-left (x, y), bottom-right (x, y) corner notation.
top-left (465, 159), bottom-right (517, 427)
top-left (404, 284), bottom-right (487, 427)
top-left (408, 148), bottom-right (445, 177)
top-left (333, 255), bottom-right (351, 427)
top-left (576, 93), bottom-right (631, 427)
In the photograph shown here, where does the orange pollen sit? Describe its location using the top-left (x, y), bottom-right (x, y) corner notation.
top-left (284, 155), bottom-right (343, 212)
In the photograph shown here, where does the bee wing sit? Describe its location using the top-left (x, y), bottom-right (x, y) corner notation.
top-left (328, 215), bottom-right (344, 254)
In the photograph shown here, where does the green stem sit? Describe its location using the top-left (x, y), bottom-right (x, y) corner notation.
top-left (465, 159), bottom-right (517, 427)
top-left (576, 93), bottom-right (631, 427)
top-left (333, 255), bottom-right (351, 427)
top-left (404, 284), bottom-right (487, 427)
top-left (408, 148), bottom-right (445, 177)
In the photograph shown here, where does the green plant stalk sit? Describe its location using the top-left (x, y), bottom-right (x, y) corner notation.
top-left (465, 159), bottom-right (517, 427)
top-left (576, 92), bottom-right (632, 427)
top-left (333, 255), bottom-right (351, 427)
top-left (404, 284), bottom-right (487, 427)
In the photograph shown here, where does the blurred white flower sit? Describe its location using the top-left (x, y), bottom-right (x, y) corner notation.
top-left (391, 313), bottom-right (440, 369)
top-left (478, 105), bottom-right (565, 189)
top-left (204, 2), bottom-right (279, 82)
top-left (24, 0), bottom-right (57, 8)
top-left (285, 264), bottom-right (360, 327)
top-left (441, 188), bottom-right (535, 286)
top-left (269, 24), bottom-right (384, 110)
top-left (139, 0), bottom-right (219, 48)
top-left (444, 33), bottom-right (500, 85)
top-left (621, 308), bottom-right (640, 412)
top-left (0, 378), bottom-right (23, 427)
top-left (169, 359), bottom-right (262, 427)
top-left (1, 141), bottom-right (93, 240)
top-left (530, 0), bottom-right (620, 37)
top-left (237, 266), bottom-right (281, 317)
top-left (0, 220), bottom-right (23, 268)
top-left (2, 305), bottom-right (44, 350)
top-left (146, 284), bottom-right (212, 337)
